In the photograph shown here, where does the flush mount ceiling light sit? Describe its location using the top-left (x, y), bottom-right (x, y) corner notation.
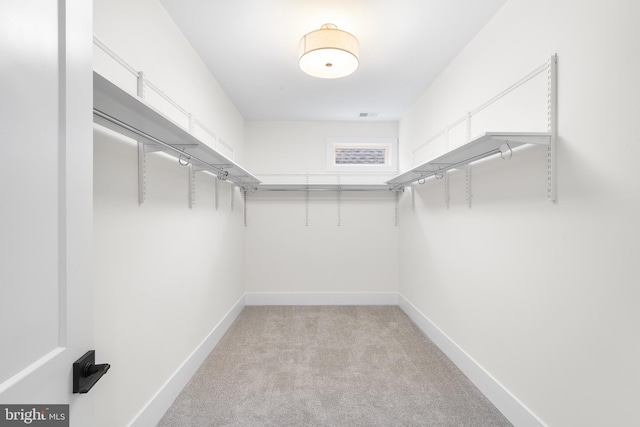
top-left (298, 23), bottom-right (359, 79)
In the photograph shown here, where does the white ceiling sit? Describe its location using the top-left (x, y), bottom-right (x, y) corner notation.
top-left (159, 0), bottom-right (507, 122)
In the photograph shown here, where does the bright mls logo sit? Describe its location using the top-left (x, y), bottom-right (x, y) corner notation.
top-left (0, 405), bottom-right (68, 426)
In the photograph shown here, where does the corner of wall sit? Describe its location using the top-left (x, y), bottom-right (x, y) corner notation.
top-left (398, 294), bottom-right (546, 427)
top-left (128, 295), bottom-right (246, 427)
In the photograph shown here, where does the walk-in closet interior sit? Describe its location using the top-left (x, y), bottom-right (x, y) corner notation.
top-left (2, 0), bottom-right (638, 426)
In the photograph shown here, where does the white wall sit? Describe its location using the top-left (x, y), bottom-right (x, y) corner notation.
top-left (398, 0), bottom-right (640, 426)
top-left (244, 121), bottom-right (400, 300)
top-left (92, 1), bottom-right (246, 425)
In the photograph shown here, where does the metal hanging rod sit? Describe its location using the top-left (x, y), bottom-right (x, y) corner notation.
top-left (387, 131), bottom-right (551, 191)
top-left (94, 108), bottom-right (255, 188)
top-left (94, 35), bottom-right (240, 172)
top-left (389, 147), bottom-right (503, 192)
top-left (255, 184), bottom-right (392, 192)
top-left (390, 54), bottom-right (557, 197)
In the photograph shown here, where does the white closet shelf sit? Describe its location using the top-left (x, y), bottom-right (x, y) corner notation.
top-left (93, 71), bottom-right (261, 188)
top-left (386, 131), bottom-right (552, 190)
top-left (256, 184), bottom-right (391, 192)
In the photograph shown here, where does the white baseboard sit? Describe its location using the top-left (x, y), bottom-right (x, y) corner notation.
top-left (128, 294), bottom-right (246, 427)
top-left (245, 292), bottom-right (399, 306)
top-left (127, 292), bottom-right (543, 427)
top-left (398, 294), bottom-right (546, 427)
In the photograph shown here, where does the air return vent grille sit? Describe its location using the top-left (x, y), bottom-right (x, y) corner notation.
top-left (335, 148), bottom-right (386, 165)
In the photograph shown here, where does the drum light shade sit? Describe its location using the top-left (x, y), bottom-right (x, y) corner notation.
top-left (298, 24), bottom-right (359, 79)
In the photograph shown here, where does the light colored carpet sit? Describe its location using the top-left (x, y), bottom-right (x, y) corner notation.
top-left (157, 306), bottom-right (512, 426)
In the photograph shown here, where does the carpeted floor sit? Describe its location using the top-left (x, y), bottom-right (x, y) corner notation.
top-left (157, 306), bottom-right (512, 426)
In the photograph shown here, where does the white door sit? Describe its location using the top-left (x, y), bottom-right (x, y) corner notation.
top-left (0, 0), bottom-right (94, 425)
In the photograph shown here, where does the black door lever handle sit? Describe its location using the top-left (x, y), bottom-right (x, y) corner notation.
top-left (73, 350), bottom-right (111, 394)
top-left (83, 362), bottom-right (110, 377)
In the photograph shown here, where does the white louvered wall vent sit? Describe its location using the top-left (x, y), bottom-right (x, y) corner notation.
top-left (335, 147), bottom-right (387, 165)
top-left (327, 137), bottom-right (398, 173)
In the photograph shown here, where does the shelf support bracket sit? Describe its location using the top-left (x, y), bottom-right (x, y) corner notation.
top-left (138, 141), bottom-right (146, 205)
top-left (411, 185), bottom-right (415, 212)
top-left (337, 188), bottom-right (342, 227)
top-left (389, 186), bottom-right (404, 226)
top-left (337, 175), bottom-right (342, 227)
top-left (137, 141), bottom-right (162, 205)
top-left (214, 179), bottom-right (219, 210)
top-left (136, 71), bottom-right (148, 205)
top-left (188, 164), bottom-right (195, 209)
top-left (465, 165), bottom-right (472, 209)
top-left (243, 189), bottom-right (248, 227)
top-left (395, 190), bottom-right (400, 227)
top-left (187, 165), bottom-right (207, 209)
top-left (305, 174), bottom-right (310, 227)
top-left (444, 171), bottom-right (450, 210)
